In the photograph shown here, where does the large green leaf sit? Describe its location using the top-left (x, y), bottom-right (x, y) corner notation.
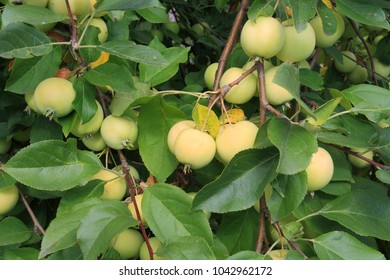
top-left (313, 231), bottom-right (386, 260)
top-left (216, 208), bottom-right (259, 254)
top-left (0, 217), bottom-right (31, 246)
top-left (247, 0), bottom-right (275, 21)
top-left (299, 68), bottom-right (324, 91)
top-left (30, 115), bottom-right (63, 144)
top-left (0, 172), bottom-right (16, 190)
top-left (77, 201), bottom-right (138, 260)
top-left (136, 6), bottom-right (168, 23)
top-left (3, 248), bottom-right (39, 260)
top-left (5, 46), bottom-right (62, 95)
top-left (0, 23), bottom-right (52, 59)
top-left (335, 0), bottom-right (390, 30)
top-left (158, 236), bottom-right (216, 260)
top-left (319, 177), bottom-right (390, 241)
top-left (98, 40), bottom-right (167, 65)
top-left (288, 0), bottom-right (317, 32)
top-left (227, 251), bottom-right (267, 260)
top-left (138, 96), bottom-right (186, 183)
top-left (72, 78), bottom-right (98, 124)
top-left (268, 172), bottom-right (308, 222)
top-left (1, 139), bottom-right (102, 191)
top-left (192, 148), bottom-right (279, 213)
top-left (268, 118), bottom-right (317, 175)
top-left (96, 0), bottom-right (164, 13)
top-left (142, 183), bottom-right (214, 245)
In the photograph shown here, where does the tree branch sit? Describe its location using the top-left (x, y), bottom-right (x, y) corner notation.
top-left (18, 189), bottom-right (46, 235)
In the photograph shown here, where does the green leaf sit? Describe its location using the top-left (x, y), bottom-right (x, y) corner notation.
top-left (3, 248), bottom-right (39, 260)
top-left (142, 183), bottom-right (214, 245)
top-left (319, 177), bottom-right (390, 241)
top-left (2, 139), bottom-right (102, 191)
top-left (0, 23), bottom-right (52, 59)
top-left (375, 170), bottom-right (390, 184)
top-left (193, 148), bottom-right (279, 213)
top-left (317, 1), bottom-right (338, 35)
top-left (313, 231), bottom-right (385, 260)
top-left (72, 78), bottom-right (98, 123)
top-left (39, 198), bottom-right (102, 258)
top-left (335, 0), bottom-right (390, 30)
top-left (5, 46), bottom-right (62, 94)
top-left (30, 115), bottom-right (63, 144)
top-left (140, 44), bottom-right (190, 87)
top-left (77, 201), bottom-right (138, 260)
top-left (1, 4), bottom-right (67, 26)
top-left (98, 40), bottom-right (167, 65)
top-left (138, 96), bottom-right (186, 183)
top-left (0, 172), bottom-right (16, 190)
top-left (0, 217), bottom-right (32, 246)
top-left (273, 63), bottom-right (315, 118)
top-left (216, 208), bottom-right (259, 254)
top-left (136, 6), bottom-right (168, 23)
top-left (227, 251), bottom-right (267, 260)
top-left (288, 0), bottom-right (317, 32)
top-left (325, 145), bottom-right (353, 182)
top-left (268, 172), bottom-right (308, 222)
top-left (307, 97), bottom-right (342, 126)
top-left (248, 0), bottom-right (275, 21)
top-left (375, 36), bottom-right (390, 65)
top-left (299, 68), bottom-right (324, 91)
top-left (158, 236), bottom-right (216, 260)
top-left (215, 0), bottom-right (228, 11)
top-left (96, 0), bottom-right (164, 13)
top-left (268, 118), bottom-right (317, 175)
top-left (342, 84), bottom-right (390, 122)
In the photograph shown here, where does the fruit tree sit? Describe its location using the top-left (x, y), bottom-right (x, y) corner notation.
top-left (0, 0), bottom-right (389, 261)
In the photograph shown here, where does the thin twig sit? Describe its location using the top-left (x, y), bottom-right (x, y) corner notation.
top-left (18, 189), bottom-right (46, 235)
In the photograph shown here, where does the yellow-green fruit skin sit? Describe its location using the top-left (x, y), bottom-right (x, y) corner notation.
top-left (309, 11), bottom-right (345, 48)
top-left (220, 67), bottom-right (257, 104)
top-left (25, 92), bottom-right (41, 114)
top-left (111, 229), bottom-right (144, 259)
top-left (89, 18), bottom-right (108, 43)
top-left (128, 194), bottom-right (148, 228)
top-left (167, 120), bottom-right (197, 153)
top-left (348, 149), bottom-right (373, 168)
top-left (216, 121), bottom-right (258, 164)
top-left (174, 128), bottom-right (216, 169)
top-left (276, 23), bottom-right (316, 63)
top-left (204, 62), bottom-right (219, 90)
top-left (82, 132), bottom-right (106, 152)
top-left (306, 147), bottom-right (334, 192)
top-left (23, 0), bottom-right (48, 7)
top-left (370, 58), bottom-right (390, 80)
top-left (348, 65), bottom-right (368, 84)
top-left (33, 77), bottom-right (76, 118)
top-left (334, 51), bottom-right (357, 73)
top-left (268, 249), bottom-right (288, 260)
top-left (264, 66), bottom-right (294, 105)
top-left (91, 169), bottom-right (126, 200)
top-left (48, 0), bottom-right (90, 17)
top-left (139, 237), bottom-right (162, 260)
top-left (0, 185), bottom-right (19, 215)
top-left (71, 101), bottom-right (104, 137)
top-left (100, 115), bottom-right (138, 150)
top-left (240, 17), bottom-right (285, 58)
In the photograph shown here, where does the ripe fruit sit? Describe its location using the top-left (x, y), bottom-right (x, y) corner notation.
top-left (128, 194), bottom-right (148, 227)
top-left (71, 101), bottom-right (104, 137)
top-left (33, 77), bottom-right (76, 118)
top-left (0, 138), bottom-right (12, 154)
top-left (264, 66), bottom-right (295, 105)
top-left (334, 51), bottom-right (357, 73)
top-left (111, 229), bottom-right (144, 259)
top-left (24, 92), bottom-right (41, 114)
top-left (204, 62), bottom-right (219, 90)
top-left (348, 65), bottom-right (368, 84)
top-left (82, 132), bottom-right (106, 152)
top-left (23, 0), bottom-right (48, 7)
top-left (240, 17), bottom-right (285, 58)
top-left (305, 147), bottom-right (334, 192)
top-left (0, 185), bottom-right (19, 215)
top-left (139, 237), bottom-right (162, 260)
top-left (309, 11), bottom-right (345, 48)
top-left (215, 120), bottom-right (258, 164)
top-left (48, 0), bottom-right (90, 17)
top-left (276, 22), bottom-right (316, 63)
top-left (90, 168), bottom-right (127, 200)
top-left (88, 18), bottom-right (108, 43)
top-left (220, 67), bottom-right (257, 104)
top-left (348, 148), bottom-right (374, 169)
top-left (167, 120), bottom-right (197, 153)
top-left (100, 115), bottom-right (138, 150)
top-left (173, 128), bottom-right (216, 169)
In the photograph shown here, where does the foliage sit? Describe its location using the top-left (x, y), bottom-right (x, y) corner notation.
top-left (0, 0), bottom-right (389, 260)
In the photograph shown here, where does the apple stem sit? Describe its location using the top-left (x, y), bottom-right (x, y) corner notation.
top-left (118, 151), bottom-right (154, 260)
top-left (18, 188), bottom-right (46, 236)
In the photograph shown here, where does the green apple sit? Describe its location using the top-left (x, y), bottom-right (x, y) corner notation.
top-left (0, 185), bottom-right (19, 215)
top-left (306, 147), bottom-right (334, 192)
top-left (369, 58), bottom-right (390, 80)
top-left (139, 237), bottom-right (162, 260)
top-left (220, 67), bottom-right (257, 104)
top-left (347, 65), bottom-right (368, 84)
top-left (90, 168), bottom-right (127, 200)
top-left (100, 115), bottom-right (138, 150)
top-left (348, 148), bottom-right (374, 168)
top-left (264, 66), bottom-right (295, 105)
top-left (334, 51), bottom-right (357, 73)
top-left (309, 10), bottom-right (345, 48)
top-left (111, 229), bottom-right (144, 259)
top-left (48, 0), bottom-right (90, 17)
top-left (163, 22), bottom-right (180, 34)
top-left (82, 132), bottom-right (106, 152)
top-left (71, 101), bottom-right (104, 137)
top-left (204, 62), bottom-right (219, 90)
top-left (0, 138), bottom-right (12, 154)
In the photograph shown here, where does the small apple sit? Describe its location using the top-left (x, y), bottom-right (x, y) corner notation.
top-left (82, 132), bottom-right (106, 152)
top-left (309, 10), bottom-right (345, 48)
top-left (128, 193), bottom-right (148, 227)
top-left (220, 67), bottom-right (257, 104)
top-left (111, 228), bottom-right (144, 259)
top-left (71, 101), bottom-right (104, 137)
top-left (334, 51), bottom-right (357, 73)
top-left (167, 120), bottom-right (197, 153)
top-left (88, 18), bottom-right (108, 43)
top-left (100, 115), bottom-right (138, 150)
top-left (240, 17), bottom-right (285, 58)
top-left (192, 22), bottom-right (210, 36)
top-left (163, 22), bottom-right (180, 35)
top-left (305, 147), bottom-right (334, 192)
top-left (347, 64), bottom-right (368, 84)
top-left (48, 0), bottom-right (90, 18)
top-left (173, 128), bottom-right (216, 169)
top-left (369, 58), bottom-right (390, 80)
top-left (348, 148), bottom-right (374, 169)
top-left (139, 237), bottom-right (162, 260)
top-left (90, 168), bottom-right (127, 200)
top-left (13, 127), bottom-right (31, 143)
top-left (0, 138), bottom-right (12, 154)
top-left (0, 185), bottom-right (19, 215)
top-left (24, 92), bottom-right (41, 114)
top-left (204, 62), bottom-right (219, 90)
top-left (264, 66), bottom-right (295, 105)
